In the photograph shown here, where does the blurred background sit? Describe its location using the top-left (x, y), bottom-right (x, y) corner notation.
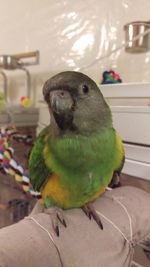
top-left (0, 0), bottom-right (150, 105)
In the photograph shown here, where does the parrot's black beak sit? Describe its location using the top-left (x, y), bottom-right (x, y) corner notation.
top-left (50, 90), bottom-right (74, 114)
top-left (49, 90), bottom-right (75, 130)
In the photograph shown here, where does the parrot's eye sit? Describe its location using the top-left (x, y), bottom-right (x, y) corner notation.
top-left (82, 85), bottom-right (89, 94)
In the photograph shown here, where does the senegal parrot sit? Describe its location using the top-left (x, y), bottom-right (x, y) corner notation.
top-left (29, 71), bottom-right (125, 235)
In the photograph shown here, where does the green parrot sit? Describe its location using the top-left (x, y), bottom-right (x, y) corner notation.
top-left (29, 71), bottom-right (124, 235)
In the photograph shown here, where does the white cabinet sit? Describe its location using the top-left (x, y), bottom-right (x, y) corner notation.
top-left (101, 83), bottom-right (150, 181)
top-left (112, 106), bottom-right (150, 145)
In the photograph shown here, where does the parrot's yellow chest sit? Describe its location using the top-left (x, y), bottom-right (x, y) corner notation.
top-left (41, 172), bottom-right (108, 209)
top-left (41, 173), bottom-right (70, 208)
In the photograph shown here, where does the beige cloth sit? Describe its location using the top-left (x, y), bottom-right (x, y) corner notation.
top-left (0, 186), bottom-right (150, 267)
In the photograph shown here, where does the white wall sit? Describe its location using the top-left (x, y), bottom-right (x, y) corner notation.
top-left (0, 0), bottom-right (150, 104)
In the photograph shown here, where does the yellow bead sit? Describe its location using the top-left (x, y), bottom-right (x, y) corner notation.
top-left (22, 98), bottom-right (32, 108)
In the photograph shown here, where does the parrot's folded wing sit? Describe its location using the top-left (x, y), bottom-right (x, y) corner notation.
top-left (29, 127), bottom-right (52, 192)
top-left (114, 131), bottom-right (125, 174)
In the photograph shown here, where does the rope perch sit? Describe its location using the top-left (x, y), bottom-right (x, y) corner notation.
top-left (0, 126), bottom-right (41, 198)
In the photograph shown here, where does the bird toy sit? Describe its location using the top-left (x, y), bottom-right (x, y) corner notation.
top-left (101, 70), bottom-right (122, 84)
top-left (20, 96), bottom-right (32, 108)
top-left (0, 126), bottom-right (40, 198)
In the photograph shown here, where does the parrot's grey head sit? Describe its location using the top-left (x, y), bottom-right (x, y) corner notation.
top-left (43, 71), bottom-right (112, 134)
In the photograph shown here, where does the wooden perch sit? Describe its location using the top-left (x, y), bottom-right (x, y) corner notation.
top-left (14, 50), bottom-right (39, 59)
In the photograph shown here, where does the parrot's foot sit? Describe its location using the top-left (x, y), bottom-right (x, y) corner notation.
top-left (44, 207), bottom-right (67, 237)
top-left (82, 203), bottom-right (103, 230)
top-left (109, 172), bottom-right (121, 188)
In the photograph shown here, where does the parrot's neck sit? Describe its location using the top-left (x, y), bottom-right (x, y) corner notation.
top-left (72, 97), bottom-right (113, 134)
top-left (47, 127), bottom-right (116, 175)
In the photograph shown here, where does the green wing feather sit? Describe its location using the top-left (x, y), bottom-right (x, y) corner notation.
top-left (114, 130), bottom-right (125, 174)
top-left (29, 126), bottom-right (52, 192)
top-left (109, 130), bottom-right (125, 187)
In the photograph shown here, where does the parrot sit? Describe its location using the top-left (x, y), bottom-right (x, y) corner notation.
top-left (29, 71), bottom-right (125, 236)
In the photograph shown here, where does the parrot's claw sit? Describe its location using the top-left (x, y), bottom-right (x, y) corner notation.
top-left (109, 172), bottom-right (121, 188)
top-left (82, 203), bottom-right (103, 230)
top-left (45, 207), bottom-right (67, 237)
